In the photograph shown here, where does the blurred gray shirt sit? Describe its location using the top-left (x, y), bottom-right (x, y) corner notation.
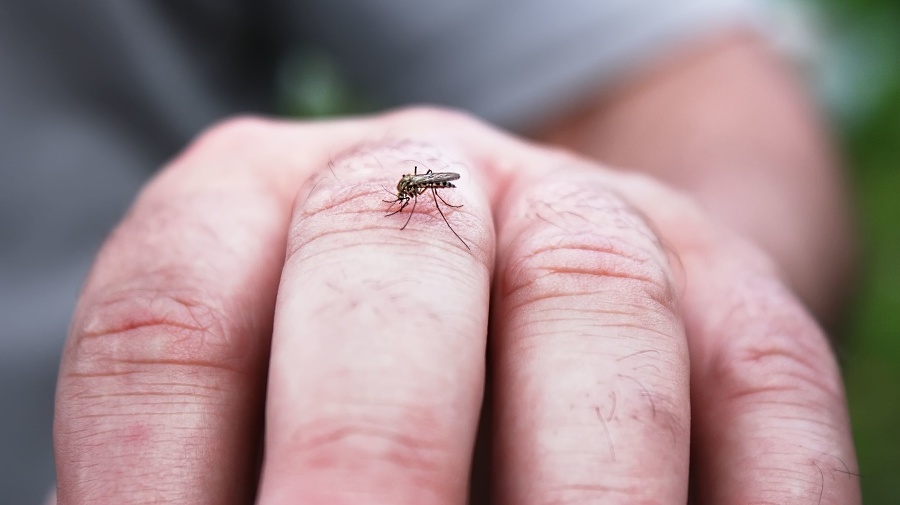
top-left (0, 0), bottom-right (759, 502)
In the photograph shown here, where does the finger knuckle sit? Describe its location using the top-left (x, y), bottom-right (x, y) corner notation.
top-left (170, 114), bottom-right (276, 170)
top-left (535, 483), bottom-right (653, 505)
top-left (501, 178), bottom-right (679, 313)
top-left (68, 281), bottom-right (251, 381)
top-left (285, 166), bottom-right (388, 262)
top-left (195, 114), bottom-right (274, 147)
top-left (286, 139), bottom-right (476, 260)
top-left (708, 278), bottom-right (842, 406)
top-left (286, 412), bottom-right (454, 494)
top-left (503, 229), bottom-right (675, 320)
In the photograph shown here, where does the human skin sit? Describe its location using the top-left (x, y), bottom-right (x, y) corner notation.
top-left (53, 108), bottom-right (859, 504)
top-left (539, 31), bottom-right (855, 326)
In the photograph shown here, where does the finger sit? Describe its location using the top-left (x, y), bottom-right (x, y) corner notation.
top-left (612, 176), bottom-right (861, 504)
top-left (54, 118), bottom-right (332, 503)
top-left (490, 168), bottom-right (691, 504)
top-left (257, 140), bottom-right (495, 504)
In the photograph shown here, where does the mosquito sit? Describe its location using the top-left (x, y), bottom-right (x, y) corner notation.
top-left (384, 166), bottom-right (470, 250)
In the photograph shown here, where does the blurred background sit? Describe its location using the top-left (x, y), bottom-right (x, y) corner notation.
top-left (813, 0), bottom-right (900, 502)
top-left (1, 0), bottom-right (895, 503)
top-left (794, 1), bottom-right (900, 503)
top-left (280, 0), bottom-right (900, 502)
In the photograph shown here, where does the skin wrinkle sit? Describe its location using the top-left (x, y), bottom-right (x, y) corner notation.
top-left (530, 264), bottom-right (661, 288)
top-left (288, 421), bottom-right (446, 471)
top-left (501, 283), bottom-right (680, 341)
top-left (67, 389), bottom-right (234, 414)
top-left (277, 414), bottom-right (458, 503)
top-left (513, 234), bottom-right (658, 264)
top-left (69, 413), bottom-right (215, 421)
top-left (288, 225), bottom-right (478, 266)
top-left (69, 320), bottom-right (247, 379)
top-left (70, 405), bottom-right (230, 420)
top-left (741, 344), bottom-right (824, 373)
top-left (539, 483), bottom-right (644, 505)
top-left (527, 302), bottom-right (673, 320)
top-left (737, 334), bottom-right (833, 387)
top-left (765, 415), bottom-right (844, 433)
top-left (501, 244), bottom-right (672, 305)
top-left (515, 315), bottom-right (640, 326)
top-left (708, 324), bottom-right (843, 406)
top-left (74, 391), bottom-right (223, 400)
top-left (505, 318), bottom-right (680, 352)
top-left (74, 393), bottom-right (228, 417)
top-left (64, 419), bottom-right (207, 449)
top-left (754, 434), bottom-right (847, 455)
top-left (742, 445), bottom-right (841, 471)
top-left (738, 461), bottom-right (829, 503)
top-left (723, 368), bottom-right (841, 406)
top-left (287, 226), bottom-right (426, 259)
top-left (76, 283), bottom-right (232, 344)
top-left (724, 384), bottom-right (812, 402)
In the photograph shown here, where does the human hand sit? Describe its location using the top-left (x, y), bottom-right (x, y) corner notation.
top-left (54, 108), bottom-right (860, 504)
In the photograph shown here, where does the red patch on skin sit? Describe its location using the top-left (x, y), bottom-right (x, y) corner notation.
top-left (121, 422), bottom-right (151, 446)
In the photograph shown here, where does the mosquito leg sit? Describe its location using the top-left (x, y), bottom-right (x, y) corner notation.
top-left (435, 189), bottom-right (464, 208)
top-left (431, 187), bottom-right (470, 250)
top-left (401, 194), bottom-right (418, 230)
top-left (386, 197), bottom-right (408, 216)
top-left (382, 185), bottom-right (400, 202)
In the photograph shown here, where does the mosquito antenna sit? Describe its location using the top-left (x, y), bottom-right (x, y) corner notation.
top-left (398, 159), bottom-right (428, 172)
top-left (431, 187), bottom-right (470, 250)
top-left (401, 193), bottom-right (418, 230)
top-left (382, 184), bottom-right (399, 204)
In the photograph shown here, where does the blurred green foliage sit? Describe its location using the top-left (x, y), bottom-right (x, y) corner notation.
top-left (819, 1), bottom-right (900, 503)
top-left (278, 48), bottom-right (374, 118)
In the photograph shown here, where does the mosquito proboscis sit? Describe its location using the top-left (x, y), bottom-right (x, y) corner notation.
top-left (383, 166), bottom-right (470, 250)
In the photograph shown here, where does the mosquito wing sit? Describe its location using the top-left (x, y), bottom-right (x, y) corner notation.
top-left (411, 171), bottom-right (461, 186)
